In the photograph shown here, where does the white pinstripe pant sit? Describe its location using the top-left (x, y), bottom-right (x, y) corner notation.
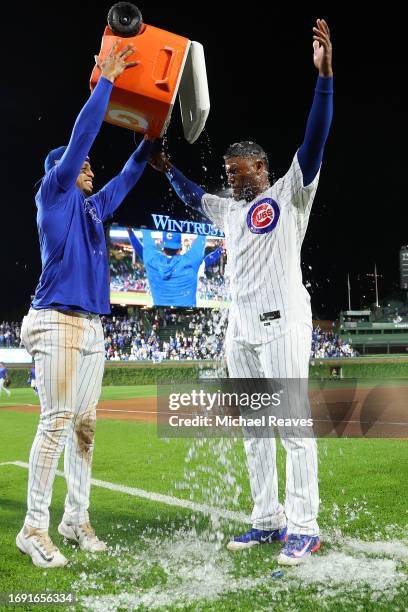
top-left (226, 323), bottom-right (319, 536)
top-left (0, 377), bottom-right (11, 396)
top-left (21, 308), bottom-right (105, 530)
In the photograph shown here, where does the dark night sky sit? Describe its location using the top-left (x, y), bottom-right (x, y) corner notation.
top-left (2, 4), bottom-right (406, 321)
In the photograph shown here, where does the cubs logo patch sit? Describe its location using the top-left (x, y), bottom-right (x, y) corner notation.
top-left (246, 198), bottom-right (280, 234)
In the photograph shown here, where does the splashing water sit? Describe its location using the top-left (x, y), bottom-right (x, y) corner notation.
top-left (172, 300), bottom-right (247, 539)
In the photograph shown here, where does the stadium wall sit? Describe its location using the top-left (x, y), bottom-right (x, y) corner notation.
top-left (5, 357), bottom-right (408, 388)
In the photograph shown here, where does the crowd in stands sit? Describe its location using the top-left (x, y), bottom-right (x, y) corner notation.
top-left (110, 259), bottom-right (149, 293)
top-left (0, 322), bottom-right (20, 347)
top-left (311, 326), bottom-right (357, 358)
top-left (101, 311), bottom-right (159, 361)
top-left (197, 274), bottom-right (230, 302)
top-left (163, 310), bottom-right (226, 360)
top-left (2, 313), bottom-right (357, 361)
top-left (101, 308), bottom-right (227, 361)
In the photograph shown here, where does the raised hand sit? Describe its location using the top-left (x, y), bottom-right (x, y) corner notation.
top-left (94, 40), bottom-right (139, 83)
top-left (313, 19), bottom-right (333, 77)
top-left (149, 148), bottom-right (172, 173)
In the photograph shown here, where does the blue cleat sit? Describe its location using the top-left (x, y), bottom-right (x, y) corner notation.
top-left (277, 534), bottom-right (320, 565)
top-left (227, 527), bottom-right (287, 551)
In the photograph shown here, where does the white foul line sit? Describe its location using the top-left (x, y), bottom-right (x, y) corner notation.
top-left (0, 461), bottom-right (251, 525)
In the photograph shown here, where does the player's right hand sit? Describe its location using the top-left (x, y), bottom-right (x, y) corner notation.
top-left (95, 40), bottom-right (139, 83)
top-left (312, 19), bottom-right (333, 78)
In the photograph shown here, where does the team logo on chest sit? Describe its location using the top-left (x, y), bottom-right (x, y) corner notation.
top-left (246, 198), bottom-right (280, 234)
top-left (83, 199), bottom-right (102, 224)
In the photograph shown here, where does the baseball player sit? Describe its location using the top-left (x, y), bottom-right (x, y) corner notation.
top-left (127, 228), bottom-right (222, 307)
top-left (26, 364), bottom-right (38, 395)
top-left (0, 363), bottom-right (11, 397)
top-left (17, 41), bottom-right (153, 568)
top-left (149, 19), bottom-right (333, 565)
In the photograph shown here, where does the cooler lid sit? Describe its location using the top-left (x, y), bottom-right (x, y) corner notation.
top-left (178, 41), bottom-right (210, 144)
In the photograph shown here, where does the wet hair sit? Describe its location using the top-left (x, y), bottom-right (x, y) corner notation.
top-left (224, 141), bottom-right (269, 172)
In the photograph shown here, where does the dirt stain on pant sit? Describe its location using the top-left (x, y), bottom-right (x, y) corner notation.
top-left (75, 410), bottom-right (96, 462)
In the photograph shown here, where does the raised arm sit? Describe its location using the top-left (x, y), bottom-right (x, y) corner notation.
top-left (297, 19), bottom-right (333, 186)
top-left (149, 149), bottom-right (205, 211)
top-left (189, 234), bottom-right (206, 257)
top-left (141, 229), bottom-right (157, 250)
top-left (127, 227), bottom-right (143, 259)
top-left (55, 41), bottom-right (139, 191)
top-left (92, 138), bottom-right (153, 221)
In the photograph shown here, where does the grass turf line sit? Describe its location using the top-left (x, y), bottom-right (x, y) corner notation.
top-left (0, 410), bottom-right (408, 610)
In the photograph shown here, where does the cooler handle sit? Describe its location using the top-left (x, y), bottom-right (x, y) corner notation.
top-left (154, 47), bottom-right (176, 92)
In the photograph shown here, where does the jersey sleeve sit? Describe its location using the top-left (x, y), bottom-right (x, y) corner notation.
top-left (89, 140), bottom-right (152, 222)
top-left (38, 77), bottom-right (114, 207)
top-left (37, 168), bottom-right (68, 207)
top-left (201, 194), bottom-right (229, 230)
top-left (140, 229), bottom-right (158, 264)
top-left (276, 153), bottom-right (320, 216)
top-left (127, 228), bottom-right (143, 259)
top-left (188, 235), bottom-right (206, 268)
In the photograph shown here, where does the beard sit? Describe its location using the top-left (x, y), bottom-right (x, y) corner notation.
top-left (233, 184), bottom-right (258, 202)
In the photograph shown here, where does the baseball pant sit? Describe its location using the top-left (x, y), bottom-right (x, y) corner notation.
top-left (226, 323), bottom-right (319, 536)
top-left (21, 308), bottom-right (105, 530)
top-left (0, 378), bottom-right (11, 396)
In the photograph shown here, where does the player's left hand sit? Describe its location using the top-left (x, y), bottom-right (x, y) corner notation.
top-left (149, 148), bottom-right (172, 173)
top-left (313, 19), bottom-right (333, 77)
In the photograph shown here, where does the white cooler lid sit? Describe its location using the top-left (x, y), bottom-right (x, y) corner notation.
top-left (178, 41), bottom-right (210, 144)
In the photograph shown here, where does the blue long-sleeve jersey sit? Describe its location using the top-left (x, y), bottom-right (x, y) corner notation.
top-left (127, 228), bottom-right (143, 259)
top-left (138, 230), bottom-right (206, 307)
top-left (127, 228), bottom-right (221, 270)
top-left (32, 77), bottom-right (152, 314)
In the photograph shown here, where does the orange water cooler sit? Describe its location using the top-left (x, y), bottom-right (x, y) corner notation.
top-left (90, 2), bottom-right (210, 143)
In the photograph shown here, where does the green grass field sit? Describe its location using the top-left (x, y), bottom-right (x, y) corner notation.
top-left (0, 386), bottom-right (157, 408)
top-left (1, 384), bottom-right (408, 611)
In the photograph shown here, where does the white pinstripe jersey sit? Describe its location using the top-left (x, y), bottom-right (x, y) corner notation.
top-left (202, 153), bottom-right (320, 343)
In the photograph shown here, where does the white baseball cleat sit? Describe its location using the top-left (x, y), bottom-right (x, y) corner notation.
top-left (16, 525), bottom-right (68, 568)
top-left (58, 521), bottom-right (107, 552)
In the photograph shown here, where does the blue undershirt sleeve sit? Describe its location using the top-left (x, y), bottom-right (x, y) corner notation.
top-left (165, 166), bottom-right (205, 211)
top-left (297, 76), bottom-right (333, 186)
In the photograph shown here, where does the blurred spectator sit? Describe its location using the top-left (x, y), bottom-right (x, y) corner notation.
top-left (0, 322), bottom-right (21, 347)
top-left (311, 325), bottom-right (356, 358)
top-left (101, 308), bottom-right (227, 361)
